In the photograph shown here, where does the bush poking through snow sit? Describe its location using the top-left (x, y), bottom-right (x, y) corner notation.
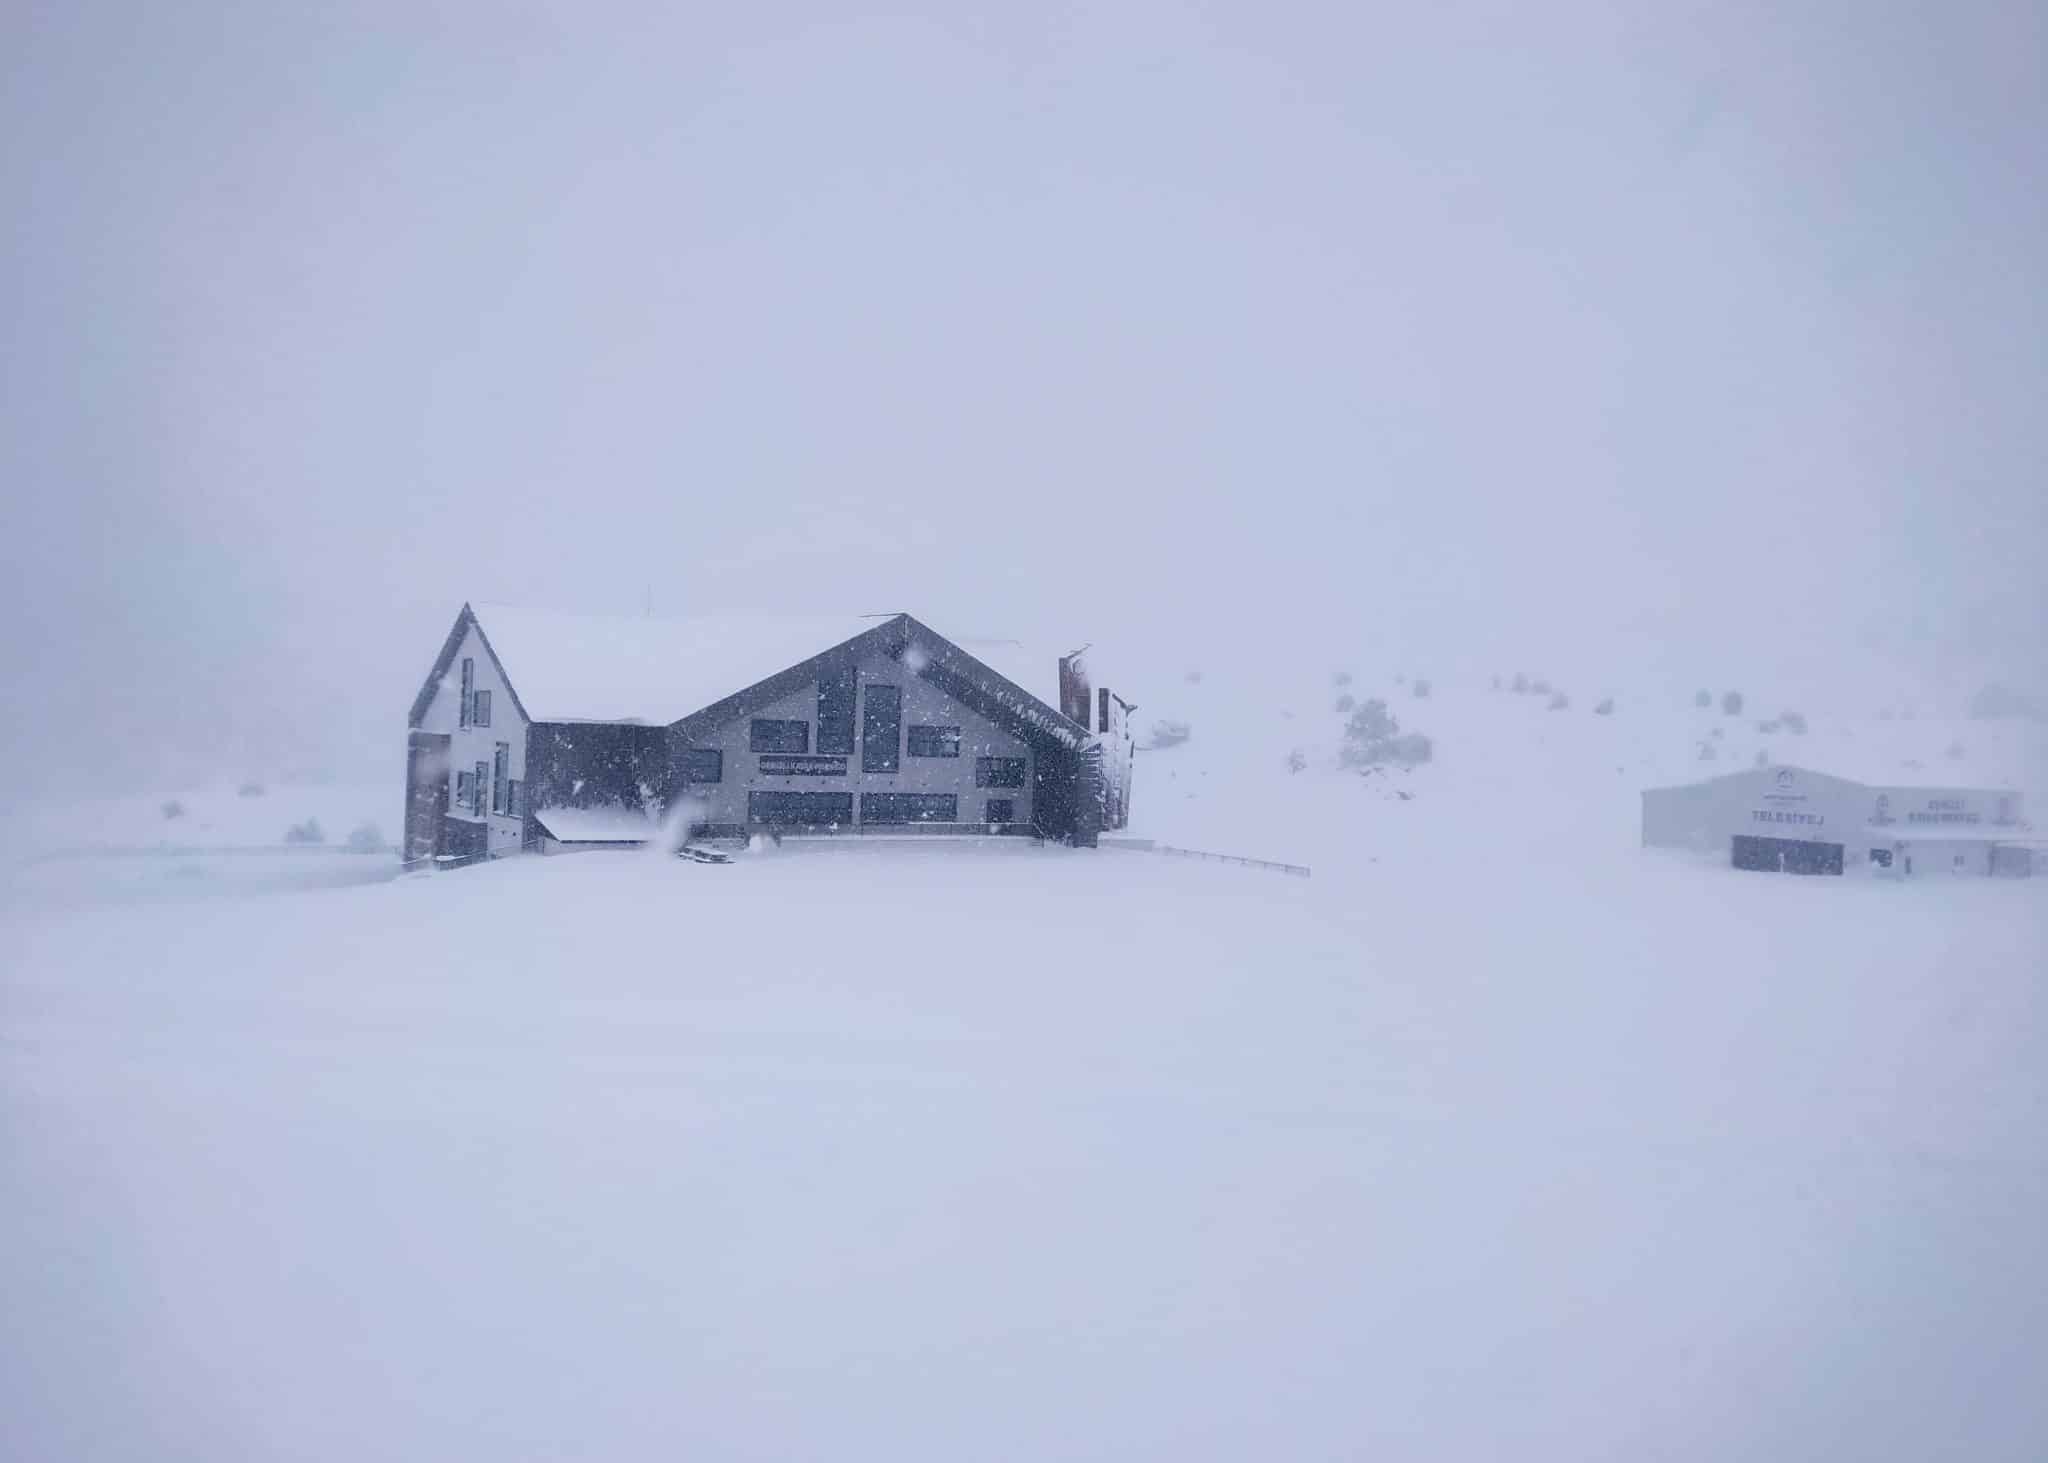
top-left (238, 782), bottom-right (265, 798)
top-left (345, 822), bottom-right (385, 852)
top-left (1286, 748), bottom-right (1307, 774)
top-left (161, 799), bottom-right (186, 820)
top-left (1145, 719), bottom-right (1192, 750)
top-left (1548, 692), bottom-right (1570, 711)
top-left (1779, 710), bottom-right (1808, 735)
top-left (1332, 670), bottom-right (1352, 688)
top-left (1694, 689), bottom-right (1712, 709)
top-left (1334, 693), bottom-right (1356, 713)
top-left (1412, 678), bottom-right (1432, 698)
top-left (1512, 673), bottom-right (1530, 695)
top-left (1594, 698), bottom-right (1614, 716)
top-left (1722, 690), bottom-right (1744, 716)
top-left (1340, 699), bottom-right (1429, 768)
top-left (284, 818), bottom-right (325, 845)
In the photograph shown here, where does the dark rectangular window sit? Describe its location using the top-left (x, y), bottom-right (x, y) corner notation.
top-left (459, 657), bottom-right (474, 728)
top-left (680, 747), bottom-right (723, 783)
top-left (816, 666), bottom-right (856, 755)
top-left (862, 685), bottom-right (901, 772)
top-left (907, 724), bottom-right (961, 758)
top-left (975, 756), bottom-right (1027, 788)
top-left (455, 770), bottom-right (473, 809)
top-left (747, 791), bottom-right (853, 827)
top-left (473, 688), bottom-right (491, 728)
top-left (758, 754), bottom-right (848, 777)
top-left (507, 779), bottom-right (524, 818)
top-left (861, 793), bottom-right (958, 825)
top-left (750, 718), bottom-right (810, 753)
top-left (473, 761), bottom-right (489, 816)
top-left (1099, 687), bottom-right (1110, 734)
top-left (491, 742), bottom-right (511, 815)
top-left (984, 798), bottom-right (1016, 825)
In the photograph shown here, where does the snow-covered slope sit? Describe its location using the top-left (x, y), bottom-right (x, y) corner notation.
top-left (3, 670), bottom-right (2045, 1461)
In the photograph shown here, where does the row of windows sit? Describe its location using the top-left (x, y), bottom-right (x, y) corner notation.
top-left (749, 713), bottom-right (1021, 776)
top-left (683, 742), bottom-right (1029, 790)
top-left (452, 743), bottom-right (522, 820)
top-left (745, 792), bottom-right (1021, 826)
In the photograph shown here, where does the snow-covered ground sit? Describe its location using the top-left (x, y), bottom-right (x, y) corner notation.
top-left (3, 677), bottom-right (2045, 1460)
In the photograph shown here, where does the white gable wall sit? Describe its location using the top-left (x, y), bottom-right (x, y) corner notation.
top-left (417, 621), bottom-right (529, 856)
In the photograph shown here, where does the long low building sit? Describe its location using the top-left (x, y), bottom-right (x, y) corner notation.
top-left (403, 604), bottom-right (1137, 867)
top-left (1642, 765), bottom-right (2037, 877)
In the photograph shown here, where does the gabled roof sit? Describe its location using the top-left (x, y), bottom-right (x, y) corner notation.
top-left (409, 603), bottom-right (1093, 749)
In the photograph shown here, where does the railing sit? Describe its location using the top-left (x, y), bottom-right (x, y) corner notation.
top-left (1100, 837), bottom-right (1311, 878)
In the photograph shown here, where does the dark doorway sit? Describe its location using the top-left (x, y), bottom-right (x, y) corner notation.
top-left (1732, 834), bottom-right (1844, 875)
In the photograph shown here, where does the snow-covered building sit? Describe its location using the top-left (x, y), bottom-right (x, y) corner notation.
top-left (1641, 765), bottom-right (2034, 878)
top-left (403, 605), bottom-right (1137, 867)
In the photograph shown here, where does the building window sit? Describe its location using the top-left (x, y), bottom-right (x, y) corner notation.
top-left (681, 748), bottom-right (723, 783)
top-left (473, 688), bottom-right (491, 728)
top-left (1099, 687), bottom-right (1110, 734)
top-left (747, 791), bottom-right (853, 827)
top-left (459, 657), bottom-right (474, 728)
top-left (750, 719), bottom-right (810, 753)
top-left (506, 779), bottom-right (524, 818)
top-left (861, 792), bottom-right (958, 824)
top-left (907, 724), bottom-right (961, 758)
top-left (455, 770), bottom-right (473, 810)
top-left (491, 742), bottom-right (510, 815)
top-left (975, 756), bottom-right (1027, 788)
top-left (984, 798), bottom-right (1016, 825)
top-left (862, 685), bottom-right (901, 772)
top-left (817, 666), bottom-right (856, 755)
top-left (473, 761), bottom-right (489, 816)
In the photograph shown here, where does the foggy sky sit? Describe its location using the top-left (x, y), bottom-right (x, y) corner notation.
top-left (4, 0), bottom-right (2042, 797)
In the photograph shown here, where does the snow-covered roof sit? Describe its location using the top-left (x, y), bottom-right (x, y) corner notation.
top-left (533, 805), bottom-right (658, 844)
top-left (473, 605), bottom-right (888, 724)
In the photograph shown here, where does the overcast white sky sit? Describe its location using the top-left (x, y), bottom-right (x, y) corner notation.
top-left (3, 0), bottom-right (2042, 795)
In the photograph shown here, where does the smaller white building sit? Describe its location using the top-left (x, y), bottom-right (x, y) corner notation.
top-left (1641, 765), bottom-right (2035, 878)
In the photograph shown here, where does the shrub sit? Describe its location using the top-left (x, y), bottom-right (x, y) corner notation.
top-left (1757, 720), bottom-right (1781, 734)
top-left (1694, 689), bottom-right (1712, 709)
top-left (1722, 690), bottom-right (1744, 716)
top-left (1285, 748), bottom-right (1307, 775)
top-left (1146, 720), bottom-right (1191, 750)
top-left (1548, 692), bottom-right (1569, 711)
top-left (1491, 675), bottom-right (1502, 691)
top-left (345, 822), bottom-right (385, 852)
top-left (1334, 693), bottom-right (1356, 713)
top-left (161, 799), bottom-right (186, 820)
top-left (1594, 698), bottom-right (1614, 716)
top-left (1698, 741), bottom-right (1718, 761)
top-left (1531, 679), bottom-right (1554, 697)
top-left (1412, 678), bottom-right (1432, 698)
top-left (1332, 670), bottom-right (1353, 688)
top-left (1779, 710), bottom-right (1808, 735)
top-left (1339, 699), bottom-right (1402, 767)
top-left (1512, 673), bottom-right (1529, 695)
top-left (238, 782), bottom-right (265, 798)
top-left (284, 817), bottom-right (325, 845)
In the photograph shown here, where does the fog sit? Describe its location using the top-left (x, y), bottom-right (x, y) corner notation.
top-left (4, 0), bottom-right (2042, 799)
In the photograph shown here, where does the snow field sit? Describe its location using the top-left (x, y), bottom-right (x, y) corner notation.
top-left (4, 817), bottom-right (2044, 1459)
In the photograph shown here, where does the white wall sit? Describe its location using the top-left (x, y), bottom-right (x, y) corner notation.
top-left (681, 643), bottom-right (1037, 829)
top-left (416, 621), bottom-right (528, 856)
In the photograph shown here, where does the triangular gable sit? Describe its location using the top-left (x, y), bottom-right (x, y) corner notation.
top-left (406, 603), bottom-right (533, 729)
